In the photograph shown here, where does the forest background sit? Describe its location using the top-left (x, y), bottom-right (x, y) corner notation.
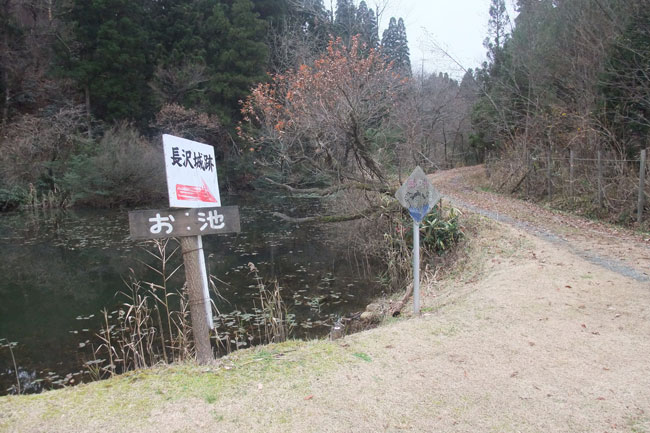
top-left (0, 0), bottom-right (648, 226)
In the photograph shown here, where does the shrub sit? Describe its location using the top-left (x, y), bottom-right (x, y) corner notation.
top-left (61, 124), bottom-right (166, 207)
top-left (0, 187), bottom-right (26, 211)
top-left (357, 200), bottom-right (464, 292)
top-left (152, 104), bottom-right (229, 159)
top-left (0, 106), bottom-right (87, 191)
top-left (408, 206), bottom-right (463, 256)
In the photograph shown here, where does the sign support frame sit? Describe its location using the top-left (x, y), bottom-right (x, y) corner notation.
top-left (395, 166), bottom-right (441, 316)
top-left (413, 220), bottom-right (421, 315)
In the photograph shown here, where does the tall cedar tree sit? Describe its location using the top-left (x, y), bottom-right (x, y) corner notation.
top-left (335, 0), bottom-right (356, 44)
top-left (381, 17), bottom-right (411, 75)
top-left (296, 0), bottom-right (331, 44)
top-left (210, 0), bottom-right (268, 123)
top-left (150, 0), bottom-right (267, 123)
top-left (251, 0), bottom-right (290, 22)
top-left (357, 1), bottom-right (379, 51)
top-left (599, 7), bottom-right (650, 155)
top-left (60, 0), bottom-right (155, 124)
top-left (292, 0), bottom-right (332, 53)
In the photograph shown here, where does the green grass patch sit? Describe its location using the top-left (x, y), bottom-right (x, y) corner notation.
top-left (0, 338), bottom-right (352, 431)
top-left (352, 352), bottom-right (372, 362)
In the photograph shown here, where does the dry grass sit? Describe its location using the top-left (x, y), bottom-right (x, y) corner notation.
top-left (2, 216), bottom-right (650, 433)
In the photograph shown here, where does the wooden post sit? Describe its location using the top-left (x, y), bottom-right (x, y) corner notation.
top-left (639, 149), bottom-right (647, 224)
top-left (569, 149), bottom-right (575, 202)
top-left (547, 148), bottom-right (552, 201)
top-left (597, 150), bottom-right (604, 208)
top-left (179, 236), bottom-right (213, 364)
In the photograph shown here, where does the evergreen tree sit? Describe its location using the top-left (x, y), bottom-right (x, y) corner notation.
top-left (459, 68), bottom-right (478, 100)
top-left (210, 0), bottom-right (268, 122)
top-left (150, 0), bottom-right (268, 122)
top-left (484, 0), bottom-right (510, 64)
top-left (59, 0), bottom-right (155, 124)
top-left (334, 0), bottom-right (357, 43)
top-left (291, 0), bottom-right (331, 47)
top-left (251, 0), bottom-right (290, 23)
top-left (381, 17), bottom-right (398, 59)
top-left (395, 18), bottom-right (411, 74)
top-left (356, 1), bottom-right (379, 50)
top-left (599, 6), bottom-right (650, 156)
top-left (381, 16), bottom-right (411, 75)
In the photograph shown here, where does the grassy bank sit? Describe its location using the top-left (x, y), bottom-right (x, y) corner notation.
top-left (0, 339), bottom-right (354, 432)
top-left (0, 212), bottom-right (494, 433)
top-left (4, 208), bottom-right (649, 432)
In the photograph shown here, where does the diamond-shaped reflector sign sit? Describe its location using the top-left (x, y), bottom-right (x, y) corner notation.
top-left (395, 166), bottom-right (441, 223)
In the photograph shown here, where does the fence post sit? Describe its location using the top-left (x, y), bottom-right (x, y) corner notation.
top-left (569, 149), bottom-right (574, 202)
top-left (547, 148), bottom-right (552, 201)
top-left (639, 149), bottom-right (647, 224)
top-left (597, 150), bottom-right (604, 208)
top-left (526, 150), bottom-right (532, 197)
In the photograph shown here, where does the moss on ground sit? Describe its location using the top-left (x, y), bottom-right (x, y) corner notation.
top-left (0, 338), bottom-right (359, 431)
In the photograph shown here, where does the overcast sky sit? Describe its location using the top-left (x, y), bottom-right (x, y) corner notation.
top-left (351, 0), bottom-right (519, 79)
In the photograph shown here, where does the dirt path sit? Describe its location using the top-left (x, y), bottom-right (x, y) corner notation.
top-left (431, 165), bottom-right (650, 282)
top-left (2, 165), bottom-right (650, 433)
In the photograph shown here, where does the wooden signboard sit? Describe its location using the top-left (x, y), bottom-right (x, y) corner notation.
top-left (128, 206), bottom-right (240, 240)
top-left (125, 135), bottom-right (241, 364)
top-left (162, 134), bottom-right (221, 208)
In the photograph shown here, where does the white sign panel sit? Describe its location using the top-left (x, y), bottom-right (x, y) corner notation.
top-left (163, 134), bottom-right (221, 208)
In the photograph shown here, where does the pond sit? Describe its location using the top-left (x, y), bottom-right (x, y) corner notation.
top-left (0, 193), bottom-right (382, 395)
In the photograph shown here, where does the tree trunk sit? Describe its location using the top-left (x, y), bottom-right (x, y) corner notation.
top-left (1, 83), bottom-right (8, 129)
top-left (1, 27), bottom-right (9, 129)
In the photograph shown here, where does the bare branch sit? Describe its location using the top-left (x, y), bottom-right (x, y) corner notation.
top-left (271, 204), bottom-right (384, 224)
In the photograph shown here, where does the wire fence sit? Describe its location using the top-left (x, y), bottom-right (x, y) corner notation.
top-left (487, 148), bottom-right (648, 225)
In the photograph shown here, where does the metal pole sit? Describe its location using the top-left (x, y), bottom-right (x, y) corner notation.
top-left (639, 149), bottom-right (647, 224)
top-left (413, 219), bottom-right (420, 315)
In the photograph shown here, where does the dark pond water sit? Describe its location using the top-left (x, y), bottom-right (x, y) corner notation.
top-left (0, 194), bottom-right (382, 395)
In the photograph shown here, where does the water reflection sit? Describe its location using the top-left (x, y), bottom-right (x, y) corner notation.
top-left (0, 194), bottom-right (380, 395)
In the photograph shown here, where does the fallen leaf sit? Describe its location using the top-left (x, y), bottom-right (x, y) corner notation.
top-left (258, 383), bottom-right (263, 390)
top-left (304, 395), bottom-right (313, 400)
